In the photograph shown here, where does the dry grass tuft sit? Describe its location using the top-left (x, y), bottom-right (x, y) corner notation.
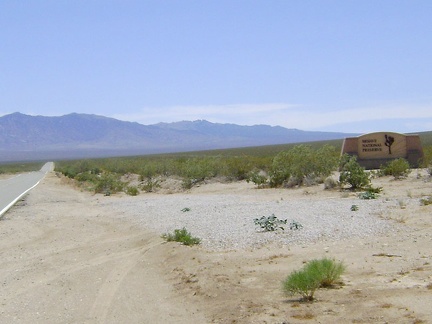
top-left (292, 312), bottom-right (315, 320)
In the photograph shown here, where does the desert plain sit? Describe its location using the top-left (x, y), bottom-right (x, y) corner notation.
top-left (0, 169), bottom-right (431, 323)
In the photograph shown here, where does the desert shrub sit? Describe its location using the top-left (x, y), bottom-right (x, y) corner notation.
top-left (181, 178), bottom-right (200, 190)
top-left (283, 258), bottom-right (345, 301)
top-left (162, 228), bottom-right (201, 246)
top-left (351, 204), bottom-right (359, 211)
top-left (140, 177), bottom-right (160, 192)
top-left (178, 157), bottom-right (221, 188)
top-left (420, 146), bottom-right (432, 168)
top-left (304, 258), bottom-right (345, 287)
top-left (324, 176), bottom-right (338, 190)
top-left (269, 145), bottom-right (338, 188)
top-left (366, 186), bottom-right (382, 194)
top-left (74, 171), bottom-right (99, 182)
top-left (93, 172), bottom-right (124, 194)
top-left (381, 158), bottom-right (411, 179)
top-left (246, 170), bottom-right (269, 188)
top-left (125, 186), bottom-right (139, 196)
top-left (283, 269), bottom-right (321, 301)
top-left (254, 214), bottom-right (287, 231)
top-left (223, 157), bottom-right (255, 180)
top-left (139, 163), bottom-right (159, 179)
top-left (339, 154), bottom-right (370, 190)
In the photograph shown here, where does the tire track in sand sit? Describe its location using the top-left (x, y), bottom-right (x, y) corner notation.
top-left (87, 239), bottom-right (162, 323)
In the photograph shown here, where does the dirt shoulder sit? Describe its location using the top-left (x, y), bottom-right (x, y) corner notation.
top-left (0, 171), bottom-right (431, 323)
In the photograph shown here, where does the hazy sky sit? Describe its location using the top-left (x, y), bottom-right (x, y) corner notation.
top-left (1, 1), bottom-right (431, 133)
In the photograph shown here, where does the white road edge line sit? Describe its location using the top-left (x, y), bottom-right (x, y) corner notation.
top-left (0, 179), bottom-right (42, 218)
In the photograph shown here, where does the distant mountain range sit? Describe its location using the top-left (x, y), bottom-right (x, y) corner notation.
top-left (0, 112), bottom-right (357, 162)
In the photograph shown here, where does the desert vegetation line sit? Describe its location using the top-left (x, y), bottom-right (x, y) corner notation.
top-left (48, 143), bottom-right (432, 196)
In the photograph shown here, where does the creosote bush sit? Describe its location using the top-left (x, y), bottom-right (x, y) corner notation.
top-left (269, 145), bottom-right (338, 188)
top-left (381, 158), bottom-right (411, 179)
top-left (162, 228), bottom-right (201, 246)
top-left (246, 170), bottom-right (269, 188)
top-left (283, 258), bottom-right (345, 301)
top-left (93, 172), bottom-right (124, 194)
top-left (339, 154), bottom-right (370, 190)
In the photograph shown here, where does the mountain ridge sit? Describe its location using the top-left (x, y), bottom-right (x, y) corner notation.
top-left (0, 112), bottom-right (357, 162)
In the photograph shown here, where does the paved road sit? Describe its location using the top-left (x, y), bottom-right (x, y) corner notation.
top-left (0, 162), bottom-right (54, 217)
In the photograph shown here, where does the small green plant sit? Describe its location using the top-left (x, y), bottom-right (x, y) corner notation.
top-left (181, 207), bottom-right (191, 212)
top-left (358, 186), bottom-right (381, 200)
top-left (125, 185), bottom-right (139, 196)
top-left (254, 214), bottom-right (287, 231)
top-left (358, 191), bottom-right (378, 199)
top-left (282, 258), bottom-right (345, 301)
top-left (351, 204), bottom-right (359, 211)
top-left (289, 220), bottom-right (303, 230)
top-left (162, 228), bottom-right (201, 246)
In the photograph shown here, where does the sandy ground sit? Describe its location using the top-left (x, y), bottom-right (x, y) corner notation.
top-left (0, 171), bottom-right (431, 323)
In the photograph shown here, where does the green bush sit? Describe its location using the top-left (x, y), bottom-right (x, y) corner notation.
top-left (246, 170), bottom-right (268, 188)
top-left (304, 258), bottom-right (346, 287)
top-left (125, 186), bottom-right (139, 196)
top-left (269, 145), bottom-right (338, 188)
top-left (339, 154), bottom-right (370, 190)
top-left (74, 171), bottom-right (99, 182)
top-left (283, 269), bottom-right (321, 301)
top-left (162, 228), bottom-right (201, 246)
top-left (381, 158), bottom-right (411, 179)
top-left (420, 146), bottom-right (432, 168)
top-left (93, 172), bottom-right (124, 194)
top-left (283, 258), bottom-right (345, 301)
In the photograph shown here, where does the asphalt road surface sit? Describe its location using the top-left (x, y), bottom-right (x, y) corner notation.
top-left (0, 162), bottom-right (54, 217)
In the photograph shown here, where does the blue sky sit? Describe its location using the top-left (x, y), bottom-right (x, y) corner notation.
top-left (1, 1), bottom-right (431, 133)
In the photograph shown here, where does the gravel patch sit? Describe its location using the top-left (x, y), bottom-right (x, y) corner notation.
top-left (99, 193), bottom-right (399, 251)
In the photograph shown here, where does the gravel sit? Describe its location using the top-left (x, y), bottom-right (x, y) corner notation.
top-left (99, 193), bottom-right (399, 251)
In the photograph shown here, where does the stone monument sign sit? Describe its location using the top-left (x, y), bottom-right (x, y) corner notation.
top-left (341, 132), bottom-right (423, 169)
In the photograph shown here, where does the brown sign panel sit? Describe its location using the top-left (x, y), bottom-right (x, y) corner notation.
top-left (341, 132), bottom-right (424, 169)
top-left (358, 132), bottom-right (407, 159)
